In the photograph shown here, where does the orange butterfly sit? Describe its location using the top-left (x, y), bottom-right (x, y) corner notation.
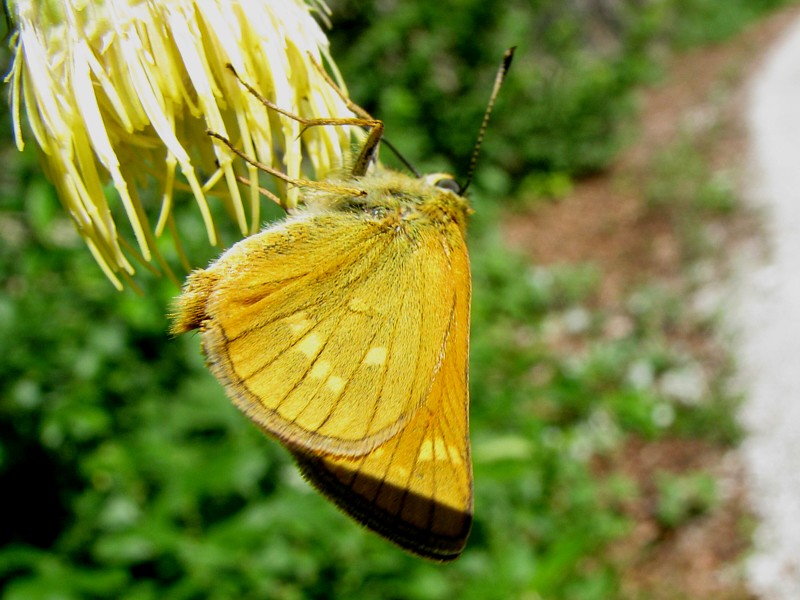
top-left (171, 49), bottom-right (513, 560)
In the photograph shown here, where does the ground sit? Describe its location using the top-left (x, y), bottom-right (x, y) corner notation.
top-left (503, 5), bottom-right (800, 598)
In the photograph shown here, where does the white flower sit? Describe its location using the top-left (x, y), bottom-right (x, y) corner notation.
top-left (7, 0), bottom-right (357, 289)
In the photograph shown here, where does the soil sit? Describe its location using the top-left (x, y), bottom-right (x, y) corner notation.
top-left (502, 5), bottom-right (800, 598)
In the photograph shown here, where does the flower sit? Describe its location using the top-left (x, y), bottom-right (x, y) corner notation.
top-left (7, 0), bottom-right (358, 289)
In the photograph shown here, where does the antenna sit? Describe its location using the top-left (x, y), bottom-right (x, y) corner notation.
top-left (381, 138), bottom-right (422, 178)
top-left (460, 47), bottom-right (515, 194)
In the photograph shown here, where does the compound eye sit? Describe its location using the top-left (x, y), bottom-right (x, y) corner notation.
top-left (434, 177), bottom-right (461, 194)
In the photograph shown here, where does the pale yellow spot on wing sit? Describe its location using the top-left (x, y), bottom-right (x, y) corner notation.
top-left (418, 438), bottom-right (434, 462)
top-left (394, 466), bottom-right (410, 479)
top-left (297, 332), bottom-right (323, 357)
top-left (348, 297), bottom-right (371, 313)
top-left (447, 444), bottom-right (464, 465)
top-left (285, 312), bottom-right (313, 336)
top-left (309, 360), bottom-right (331, 379)
top-left (363, 346), bottom-right (387, 366)
top-left (326, 375), bottom-right (346, 395)
top-left (418, 437), bottom-right (452, 463)
top-left (434, 437), bottom-right (449, 461)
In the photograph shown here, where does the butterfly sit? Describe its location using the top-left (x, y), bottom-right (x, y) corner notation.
top-left (170, 49), bottom-right (514, 561)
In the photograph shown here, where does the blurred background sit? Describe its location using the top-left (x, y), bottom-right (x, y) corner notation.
top-left (1, 1), bottom-right (796, 598)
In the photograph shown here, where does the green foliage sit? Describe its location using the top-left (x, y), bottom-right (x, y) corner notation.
top-left (0, 0), bottom-right (777, 598)
top-left (328, 0), bottom-right (792, 197)
top-left (1, 152), bottom-right (740, 598)
top-left (648, 136), bottom-right (738, 215)
top-left (665, 0), bottom-right (791, 48)
top-left (647, 134), bottom-right (740, 264)
top-left (518, 171), bottom-right (574, 205)
top-left (655, 472), bottom-right (718, 528)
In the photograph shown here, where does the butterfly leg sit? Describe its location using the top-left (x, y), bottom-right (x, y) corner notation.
top-left (207, 130), bottom-right (367, 197)
top-left (226, 65), bottom-right (383, 177)
top-left (308, 54), bottom-right (376, 121)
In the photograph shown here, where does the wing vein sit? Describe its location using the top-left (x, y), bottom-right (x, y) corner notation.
top-left (225, 231), bottom-right (392, 343)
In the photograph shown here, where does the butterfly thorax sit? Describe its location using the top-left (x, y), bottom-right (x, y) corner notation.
top-left (306, 169), bottom-right (472, 238)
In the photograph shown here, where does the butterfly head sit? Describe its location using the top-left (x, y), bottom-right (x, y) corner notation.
top-left (423, 173), bottom-right (462, 196)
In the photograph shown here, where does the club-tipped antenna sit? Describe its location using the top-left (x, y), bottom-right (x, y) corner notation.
top-left (460, 47), bottom-right (515, 195)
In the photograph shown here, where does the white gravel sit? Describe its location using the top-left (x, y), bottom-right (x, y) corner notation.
top-left (735, 14), bottom-right (800, 599)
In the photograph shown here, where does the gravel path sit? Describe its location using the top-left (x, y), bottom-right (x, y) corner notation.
top-left (737, 14), bottom-right (800, 599)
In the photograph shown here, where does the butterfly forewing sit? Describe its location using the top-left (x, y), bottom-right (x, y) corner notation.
top-left (175, 208), bottom-right (456, 457)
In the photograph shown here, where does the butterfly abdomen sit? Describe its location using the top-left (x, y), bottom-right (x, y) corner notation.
top-left (170, 268), bottom-right (220, 334)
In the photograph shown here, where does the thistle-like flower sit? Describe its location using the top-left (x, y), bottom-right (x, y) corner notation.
top-left (7, 0), bottom-right (357, 289)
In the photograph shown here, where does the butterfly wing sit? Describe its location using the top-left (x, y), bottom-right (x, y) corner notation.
top-left (291, 227), bottom-right (471, 560)
top-left (172, 209), bottom-right (457, 457)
